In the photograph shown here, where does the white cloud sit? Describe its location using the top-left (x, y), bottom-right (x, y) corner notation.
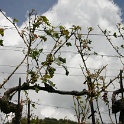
top-left (0, 0), bottom-right (124, 123)
top-left (40, 0), bottom-right (123, 122)
top-left (44, 0), bottom-right (121, 28)
top-left (41, 107), bottom-right (76, 121)
top-left (0, 12), bottom-right (22, 46)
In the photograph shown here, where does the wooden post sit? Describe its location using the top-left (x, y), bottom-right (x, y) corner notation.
top-left (119, 70), bottom-right (124, 123)
top-left (87, 77), bottom-right (95, 124)
top-left (27, 100), bottom-right (30, 124)
top-left (16, 77), bottom-right (21, 124)
top-left (120, 70), bottom-right (123, 98)
top-left (89, 100), bottom-right (96, 124)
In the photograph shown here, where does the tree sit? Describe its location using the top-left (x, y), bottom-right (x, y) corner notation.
top-left (0, 9), bottom-right (124, 123)
top-left (5, 116), bottom-right (78, 124)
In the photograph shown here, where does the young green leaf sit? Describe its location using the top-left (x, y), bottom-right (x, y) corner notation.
top-left (113, 32), bottom-right (117, 38)
top-left (13, 18), bottom-right (18, 23)
top-left (94, 51), bottom-right (98, 55)
top-left (66, 42), bottom-right (72, 47)
top-left (59, 25), bottom-right (65, 30)
top-left (39, 36), bottom-right (47, 42)
top-left (88, 27), bottom-right (93, 32)
top-left (31, 103), bottom-right (36, 108)
top-left (48, 67), bottom-right (56, 78)
top-left (0, 40), bottom-right (3, 46)
top-left (43, 74), bottom-right (51, 79)
top-left (62, 65), bottom-right (69, 76)
top-left (53, 32), bottom-right (59, 38)
top-left (41, 16), bottom-right (50, 26)
top-left (0, 28), bottom-right (4, 36)
top-left (121, 45), bottom-right (124, 48)
top-left (58, 57), bottom-right (66, 63)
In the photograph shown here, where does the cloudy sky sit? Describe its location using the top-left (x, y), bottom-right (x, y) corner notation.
top-left (0, 0), bottom-right (124, 123)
